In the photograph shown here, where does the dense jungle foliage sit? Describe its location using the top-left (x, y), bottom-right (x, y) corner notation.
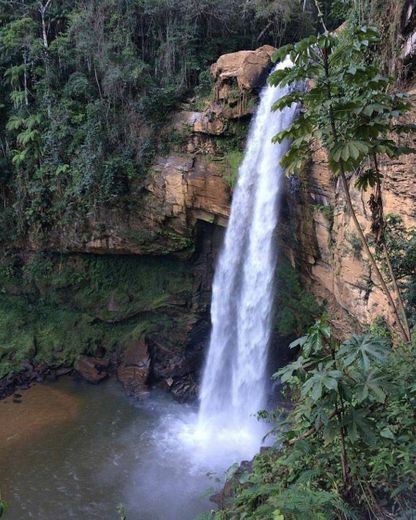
top-left (0, 0), bottom-right (327, 239)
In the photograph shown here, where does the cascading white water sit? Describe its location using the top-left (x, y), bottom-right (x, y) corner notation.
top-left (194, 57), bottom-right (299, 458)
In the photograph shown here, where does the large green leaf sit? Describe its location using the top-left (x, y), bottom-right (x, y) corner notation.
top-left (301, 364), bottom-right (341, 402)
top-left (344, 408), bottom-right (376, 445)
top-left (338, 334), bottom-right (389, 372)
top-left (355, 369), bottom-right (387, 404)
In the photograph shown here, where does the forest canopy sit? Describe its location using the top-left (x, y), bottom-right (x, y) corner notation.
top-left (0, 0), bottom-right (321, 238)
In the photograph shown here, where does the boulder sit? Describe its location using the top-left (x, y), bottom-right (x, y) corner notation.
top-left (211, 45), bottom-right (275, 96)
top-left (75, 356), bottom-right (109, 384)
top-left (192, 45), bottom-right (275, 133)
top-left (117, 340), bottom-right (150, 398)
top-left (210, 459), bottom-right (253, 507)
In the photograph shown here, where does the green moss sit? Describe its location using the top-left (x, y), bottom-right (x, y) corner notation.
top-left (223, 150), bottom-right (243, 188)
top-left (0, 252), bottom-right (194, 378)
top-left (274, 261), bottom-right (323, 337)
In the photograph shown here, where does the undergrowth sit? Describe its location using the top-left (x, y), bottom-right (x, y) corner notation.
top-left (214, 319), bottom-right (416, 519)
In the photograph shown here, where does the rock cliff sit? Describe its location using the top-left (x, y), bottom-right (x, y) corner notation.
top-left (1, 46), bottom-right (276, 400)
top-left (283, 89), bottom-right (416, 338)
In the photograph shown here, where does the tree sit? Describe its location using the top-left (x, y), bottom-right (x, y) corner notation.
top-left (269, 20), bottom-right (414, 342)
top-left (0, 0), bottom-right (316, 237)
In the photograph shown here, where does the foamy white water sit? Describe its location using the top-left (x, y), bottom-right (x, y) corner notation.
top-left (182, 57), bottom-right (299, 462)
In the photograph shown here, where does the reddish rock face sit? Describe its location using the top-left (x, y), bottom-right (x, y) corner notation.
top-left (75, 357), bottom-right (109, 384)
top-left (283, 88), bottom-right (416, 337)
top-left (117, 340), bottom-right (151, 398)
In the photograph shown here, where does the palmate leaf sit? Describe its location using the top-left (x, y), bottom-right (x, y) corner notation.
top-left (354, 168), bottom-right (382, 191)
top-left (295, 318), bottom-right (331, 357)
top-left (280, 145), bottom-right (308, 176)
top-left (272, 43), bottom-right (294, 63)
top-left (337, 334), bottom-right (389, 372)
top-left (272, 91), bottom-right (305, 112)
top-left (268, 67), bottom-right (296, 87)
top-left (301, 364), bottom-right (341, 402)
top-left (344, 408), bottom-right (377, 445)
top-left (276, 355), bottom-right (308, 383)
top-left (310, 401), bottom-right (334, 430)
top-left (354, 369), bottom-right (387, 404)
top-left (331, 140), bottom-right (369, 164)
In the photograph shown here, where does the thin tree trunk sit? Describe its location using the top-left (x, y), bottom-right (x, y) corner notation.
top-left (23, 53), bottom-right (29, 106)
top-left (336, 403), bottom-right (350, 489)
top-left (94, 65), bottom-right (103, 100)
top-left (41, 12), bottom-right (48, 49)
top-left (372, 154), bottom-right (411, 341)
top-left (382, 242), bottom-right (411, 340)
top-left (39, 0), bottom-right (52, 49)
top-left (338, 170), bottom-right (409, 342)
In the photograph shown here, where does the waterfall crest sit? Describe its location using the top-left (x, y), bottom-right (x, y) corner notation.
top-left (196, 57), bottom-right (299, 453)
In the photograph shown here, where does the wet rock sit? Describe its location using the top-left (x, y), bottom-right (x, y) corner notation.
top-left (45, 370), bottom-right (57, 382)
top-left (117, 340), bottom-right (150, 398)
top-left (170, 375), bottom-right (198, 403)
top-left (55, 367), bottom-right (72, 377)
top-left (75, 356), bottom-right (109, 384)
top-left (151, 346), bottom-right (192, 380)
top-left (210, 460), bottom-right (253, 507)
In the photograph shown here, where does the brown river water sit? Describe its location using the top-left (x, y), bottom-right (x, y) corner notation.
top-left (0, 377), bottom-right (219, 520)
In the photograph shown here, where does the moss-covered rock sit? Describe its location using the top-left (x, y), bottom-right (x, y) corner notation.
top-left (0, 252), bottom-right (200, 395)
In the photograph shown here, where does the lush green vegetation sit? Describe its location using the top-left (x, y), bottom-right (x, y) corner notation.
top-left (215, 320), bottom-right (416, 519)
top-left (0, 0), bottom-right (329, 385)
top-left (0, 252), bottom-right (193, 377)
top-left (1, 1), bottom-right (415, 518)
top-left (0, 0), bottom-right (319, 239)
top-left (270, 17), bottom-right (415, 341)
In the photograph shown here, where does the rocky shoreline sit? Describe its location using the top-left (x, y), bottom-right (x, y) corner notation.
top-left (0, 345), bottom-right (201, 403)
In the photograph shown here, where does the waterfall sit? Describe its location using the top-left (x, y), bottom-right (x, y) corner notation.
top-left (196, 57), bottom-right (299, 454)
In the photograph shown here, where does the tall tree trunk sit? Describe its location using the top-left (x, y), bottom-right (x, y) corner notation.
top-left (338, 170), bottom-right (409, 342)
top-left (39, 0), bottom-right (52, 49)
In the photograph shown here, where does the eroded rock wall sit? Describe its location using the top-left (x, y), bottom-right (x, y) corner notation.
top-left (1, 46), bottom-right (276, 399)
top-left (283, 94), bottom-right (416, 337)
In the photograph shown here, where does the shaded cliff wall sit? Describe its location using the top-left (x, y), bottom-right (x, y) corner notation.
top-left (0, 46), bottom-right (277, 399)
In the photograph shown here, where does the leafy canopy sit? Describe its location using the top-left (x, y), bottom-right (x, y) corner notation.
top-left (268, 26), bottom-right (415, 178)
